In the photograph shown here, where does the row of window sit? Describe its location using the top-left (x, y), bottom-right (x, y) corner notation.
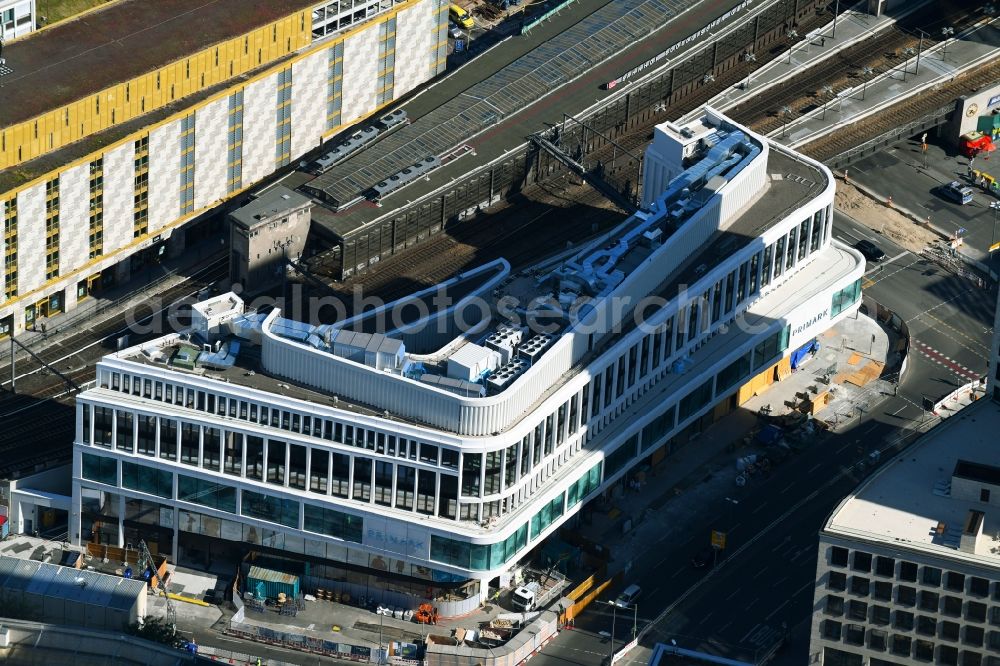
top-left (820, 621), bottom-right (1000, 665)
top-left (829, 546), bottom-right (1000, 600)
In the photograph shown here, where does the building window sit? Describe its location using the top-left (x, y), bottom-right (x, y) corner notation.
top-left (874, 556), bottom-right (894, 577)
top-left (964, 626), bottom-right (984, 647)
top-left (919, 590), bottom-right (940, 612)
top-left (872, 581), bottom-right (892, 601)
top-left (899, 561), bottom-right (918, 582)
top-left (844, 624), bottom-right (865, 646)
top-left (241, 490), bottom-right (299, 528)
top-left (821, 620), bottom-right (842, 641)
top-left (917, 616), bottom-right (936, 636)
top-left (966, 601), bottom-right (987, 623)
top-left (894, 610), bottom-right (914, 631)
top-left (945, 572), bottom-right (966, 593)
top-left (302, 504), bottom-right (362, 543)
top-left (850, 576), bottom-right (869, 596)
top-left (178, 475), bottom-right (236, 513)
top-left (913, 640), bottom-right (934, 662)
top-left (890, 634), bottom-right (911, 657)
top-left (868, 628), bottom-right (887, 652)
top-left (81, 453), bottom-right (117, 486)
top-left (122, 462), bottom-right (172, 498)
top-left (943, 596), bottom-right (963, 617)
top-left (848, 600), bottom-right (867, 621)
top-left (923, 566), bottom-right (942, 587)
top-left (940, 621), bottom-right (961, 642)
top-left (871, 605), bottom-right (890, 625)
top-left (825, 595), bottom-right (845, 616)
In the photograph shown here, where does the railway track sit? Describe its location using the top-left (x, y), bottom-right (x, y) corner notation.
top-left (729, 0), bottom-right (987, 134)
top-left (0, 254), bottom-right (229, 475)
top-left (801, 57), bottom-right (1000, 161)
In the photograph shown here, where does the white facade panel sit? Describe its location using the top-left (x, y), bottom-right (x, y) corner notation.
top-left (194, 97), bottom-right (228, 212)
top-left (394, 0), bottom-right (435, 98)
top-left (102, 141), bottom-right (136, 254)
top-left (291, 50), bottom-right (327, 159)
top-left (147, 120), bottom-right (181, 233)
top-left (0, 0), bottom-right (35, 40)
top-left (341, 26), bottom-right (379, 123)
top-left (241, 75), bottom-right (278, 187)
top-left (15, 183), bottom-right (45, 295)
top-left (58, 164), bottom-right (89, 274)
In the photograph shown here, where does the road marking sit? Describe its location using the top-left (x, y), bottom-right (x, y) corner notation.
top-left (752, 501), bottom-right (768, 514)
top-left (911, 340), bottom-right (981, 381)
top-left (752, 568), bottom-right (767, 580)
top-left (808, 462), bottom-right (822, 473)
top-left (780, 482), bottom-right (794, 494)
top-left (726, 587), bottom-right (742, 601)
top-left (670, 567), bottom-right (685, 578)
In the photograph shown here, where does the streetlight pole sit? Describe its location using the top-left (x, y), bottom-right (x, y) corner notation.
top-left (859, 66), bottom-right (874, 100)
top-left (780, 106), bottom-right (792, 138)
top-left (609, 602), bottom-right (618, 660)
top-left (990, 201), bottom-right (1000, 248)
top-left (743, 52), bottom-right (756, 90)
top-left (832, 0), bottom-right (840, 39)
top-left (633, 603), bottom-right (638, 640)
top-left (901, 48), bottom-right (915, 81)
top-left (915, 30), bottom-right (925, 75)
top-left (821, 85), bottom-right (834, 120)
top-left (786, 29), bottom-right (798, 65)
top-left (941, 27), bottom-right (954, 61)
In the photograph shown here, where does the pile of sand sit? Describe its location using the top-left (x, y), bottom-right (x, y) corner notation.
top-left (835, 181), bottom-right (941, 253)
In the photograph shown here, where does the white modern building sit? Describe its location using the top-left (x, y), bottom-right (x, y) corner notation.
top-left (70, 108), bottom-right (864, 610)
top-left (0, 0), bottom-right (447, 338)
top-left (0, 0), bottom-right (33, 40)
top-left (808, 397), bottom-right (1000, 666)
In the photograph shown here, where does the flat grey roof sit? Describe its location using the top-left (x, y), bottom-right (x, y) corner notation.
top-left (229, 186), bottom-right (313, 229)
top-left (0, 0), bottom-right (318, 128)
top-left (827, 398), bottom-right (1000, 566)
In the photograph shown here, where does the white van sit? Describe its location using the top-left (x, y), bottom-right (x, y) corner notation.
top-left (613, 584), bottom-right (641, 609)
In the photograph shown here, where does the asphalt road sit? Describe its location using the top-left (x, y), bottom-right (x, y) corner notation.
top-left (848, 136), bottom-right (1000, 267)
top-left (532, 212), bottom-right (995, 666)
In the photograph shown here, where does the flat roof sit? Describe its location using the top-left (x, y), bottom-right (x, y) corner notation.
top-left (826, 399), bottom-right (1000, 566)
top-left (0, 0), bottom-right (317, 128)
top-left (230, 186), bottom-right (313, 229)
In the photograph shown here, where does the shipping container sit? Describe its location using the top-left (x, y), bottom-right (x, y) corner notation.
top-left (246, 565), bottom-right (300, 600)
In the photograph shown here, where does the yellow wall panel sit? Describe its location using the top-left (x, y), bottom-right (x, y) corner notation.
top-left (0, 10), bottom-right (313, 172)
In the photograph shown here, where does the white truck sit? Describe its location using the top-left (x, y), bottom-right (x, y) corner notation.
top-left (510, 582), bottom-right (542, 612)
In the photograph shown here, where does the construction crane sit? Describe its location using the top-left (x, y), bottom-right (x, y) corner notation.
top-left (138, 539), bottom-right (177, 634)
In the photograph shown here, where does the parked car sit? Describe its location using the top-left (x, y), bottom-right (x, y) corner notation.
top-left (855, 239), bottom-right (886, 262)
top-left (940, 180), bottom-right (974, 205)
top-left (612, 584), bottom-right (642, 609)
top-left (448, 21), bottom-right (463, 38)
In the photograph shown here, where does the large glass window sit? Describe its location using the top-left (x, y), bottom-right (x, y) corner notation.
top-left (180, 423), bottom-right (199, 465)
top-left (716, 351), bottom-right (751, 394)
top-left (567, 463), bottom-right (602, 508)
top-left (831, 279), bottom-right (862, 317)
top-left (395, 465), bottom-right (415, 510)
top-left (461, 453), bottom-right (482, 497)
top-left (416, 469), bottom-right (435, 515)
top-left (309, 449), bottom-right (329, 494)
top-left (530, 493), bottom-right (564, 540)
top-left (678, 378), bottom-right (713, 422)
top-left (136, 415), bottom-right (156, 456)
top-left (223, 432), bottom-right (242, 476)
top-left (202, 427), bottom-right (221, 472)
top-left (81, 453), bottom-right (116, 485)
top-left (374, 461), bottom-right (393, 506)
top-left (159, 419), bottom-right (177, 461)
top-left (606, 434), bottom-right (638, 478)
top-left (302, 504), bottom-right (363, 542)
top-left (484, 451), bottom-right (502, 495)
top-left (266, 439), bottom-right (286, 485)
top-left (438, 474), bottom-right (457, 520)
top-left (94, 406), bottom-right (113, 447)
top-left (122, 461), bottom-right (172, 498)
top-left (178, 474), bottom-right (236, 513)
top-left (246, 436), bottom-right (264, 481)
top-left (289, 444), bottom-right (307, 490)
top-left (352, 458), bottom-right (372, 502)
top-left (331, 452), bottom-right (350, 498)
top-left (115, 411), bottom-right (134, 452)
top-left (241, 490), bottom-right (299, 528)
top-left (641, 404), bottom-right (675, 451)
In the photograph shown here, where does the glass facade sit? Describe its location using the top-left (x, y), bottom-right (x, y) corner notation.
top-left (242, 489), bottom-right (300, 528)
top-left (302, 504), bottom-right (364, 543)
top-left (122, 461), bottom-right (172, 498)
top-left (430, 523), bottom-right (527, 571)
top-left (178, 474), bottom-right (237, 513)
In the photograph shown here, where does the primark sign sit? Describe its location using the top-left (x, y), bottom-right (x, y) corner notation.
top-left (792, 308), bottom-right (829, 338)
top-left (604, 0), bottom-right (754, 90)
